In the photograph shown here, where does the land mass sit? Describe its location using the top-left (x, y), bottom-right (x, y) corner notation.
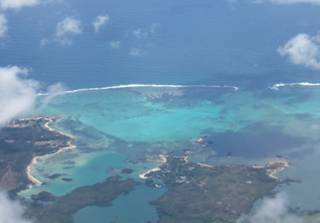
top-left (0, 117), bottom-right (139, 223)
top-left (0, 117), bottom-right (312, 223)
top-left (145, 154), bottom-right (287, 223)
top-left (0, 117), bottom-right (73, 193)
top-left (27, 176), bottom-right (138, 223)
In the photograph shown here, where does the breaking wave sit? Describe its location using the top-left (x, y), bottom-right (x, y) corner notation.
top-left (270, 82), bottom-right (320, 90)
top-left (38, 84), bottom-right (239, 96)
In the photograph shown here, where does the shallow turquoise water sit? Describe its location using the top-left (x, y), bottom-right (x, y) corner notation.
top-left (34, 151), bottom-right (127, 196)
top-left (21, 86), bottom-right (320, 220)
top-left (39, 88), bottom-right (267, 142)
top-left (42, 90), bottom-right (227, 142)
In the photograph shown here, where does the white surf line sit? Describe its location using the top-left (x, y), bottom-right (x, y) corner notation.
top-left (37, 84), bottom-right (239, 96)
top-left (270, 82), bottom-right (320, 90)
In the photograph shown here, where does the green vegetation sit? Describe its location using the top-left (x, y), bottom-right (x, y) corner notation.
top-left (0, 117), bottom-right (299, 223)
top-left (0, 117), bottom-right (71, 193)
top-left (28, 176), bottom-right (138, 223)
top-left (147, 156), bottom-right (280, 223)
top-left (0, 117), bottom-right (139, 223)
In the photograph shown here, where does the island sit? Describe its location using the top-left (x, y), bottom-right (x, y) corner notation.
top-left (1, 116), bottom-right (318, 223)
top-left (27, 176), bottom-right (139, 223)
top-left (144, 154), bottom-right (288, 223)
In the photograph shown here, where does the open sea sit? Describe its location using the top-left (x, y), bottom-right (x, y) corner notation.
top-left (2, 0), bottom-right (320, 89)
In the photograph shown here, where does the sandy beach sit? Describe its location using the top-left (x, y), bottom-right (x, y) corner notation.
top-left (25, 117), bottom-right (76, 186)
top-left (139, 167), bottom-right (161, 180)
top-left (265, 159), bottom-right (289, 180)
top-left (252, 158), bottom-right (289, 180)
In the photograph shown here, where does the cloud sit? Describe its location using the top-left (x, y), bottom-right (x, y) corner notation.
top-left (238, 194), bottom-right (303, 223)
top-left (129, 23), bottom-right (159, 56)
top-left (56, 17), bottom-right (82, 45)
top-left (109, 40), bottom-right (120, 49)
top-left (0, 192), bottom-right (32, 223)
top-left (0, 66), bottom-right (62, 126)
top-left (40, 82), bottom-right (65, 107)
top-left (0, 66), bottom-right (39, 126)
top-left (278, 33), bottom-right (320, 70)
top-left (264, 0), bottom-right (320, 4)
top-left (0, 14), bottom-right (7, 38)
top-left (0, 0), bottom-right (40, 10)
top-left (40, 38), bottom-right (49, 47)
top-left (132, 24), bottom-right (159, 41)
top-left (129, 47), bottom-right (143, 57)
top-left (93, 14), bottom-right (110, 33)
top-left (132, 28), bottom-right (149, 40)
top-left (0, 0), bottom-right (43, 40)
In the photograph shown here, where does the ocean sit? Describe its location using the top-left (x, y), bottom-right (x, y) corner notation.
top-left (2, 0), bottom-right (320, 89)
top-left (4, 0), bottom-right (320, 222)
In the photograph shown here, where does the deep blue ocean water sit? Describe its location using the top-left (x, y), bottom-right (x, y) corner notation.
top-left (2, 0), bottom-right (320, 89)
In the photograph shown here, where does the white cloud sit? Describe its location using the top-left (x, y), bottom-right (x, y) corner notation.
top-left (0, 0), bottom-right (40, 10)
top-left (56, 17), bottom-right (82, 45)
top-left (109, 40), bottom-right (120, 49)
top-left (267, 0), bottom-right (320, 4)
top-left (132, 24), bottom-right (159, 40)
top-left (0, 66), bottom-right (62, 126)
top-left (40, 38), bottom-right (49, 47)
top-left (0, 0), bottom-right (42, 39)
top-left (278, 33), bottom-right (320, 70)
top-left (0, 66), bottom-right (39, 126)
top-left (238, 194), bottom-right (303, 223)
top-left (0, 14), bottom-right (7, 38)
top-left (132, 28), bottom-right (149, 40)
top-left (0, 192), bottom-right (32, 223)
top-left (129, 24), bottom-right (159, 56)
top-left (129, 47), bottom-right (143, 57)
top-left (40, 82), bottom-right (65, 107)
top-left (93, 15), bottom-right (110, 33)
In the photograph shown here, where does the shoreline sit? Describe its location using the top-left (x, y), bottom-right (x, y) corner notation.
top-left (252, 158), bottom-right (289, 180)
top-left (139, 154), bottom-right (168, 180)
top-left (25, 116), bottom-right (76, 186)
top-left (265, 159), bottom-right (289, 180)
top-left (139, 167), bottom-right (161, 180)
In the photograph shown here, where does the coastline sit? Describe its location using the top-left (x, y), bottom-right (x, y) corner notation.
top-left (265, 159), bottom-right (289, 180)
top-left (252, 158), bottom-right (289, 180)
top-left (25, 117), bottom-right (76, 186)
top-left (139, 167), bottom-right (161, 180)
top-left (26, 156), bottom-right (42, 185)
top-left (139, 154), bottom-right (168, 180)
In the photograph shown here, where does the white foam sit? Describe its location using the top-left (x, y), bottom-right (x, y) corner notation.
top-left (37, 84), bottom-right (239, 96)
top-left (270, 82), bottom-right (320, 90)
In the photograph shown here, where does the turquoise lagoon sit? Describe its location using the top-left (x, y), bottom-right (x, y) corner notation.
top-left (21, 86), bottom-right (320, 221)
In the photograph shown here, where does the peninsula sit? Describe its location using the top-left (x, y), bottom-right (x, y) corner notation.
top-left (0, 117), bottom-right (74, 193)
top-left (145, 155), bottom-right (288, 223)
